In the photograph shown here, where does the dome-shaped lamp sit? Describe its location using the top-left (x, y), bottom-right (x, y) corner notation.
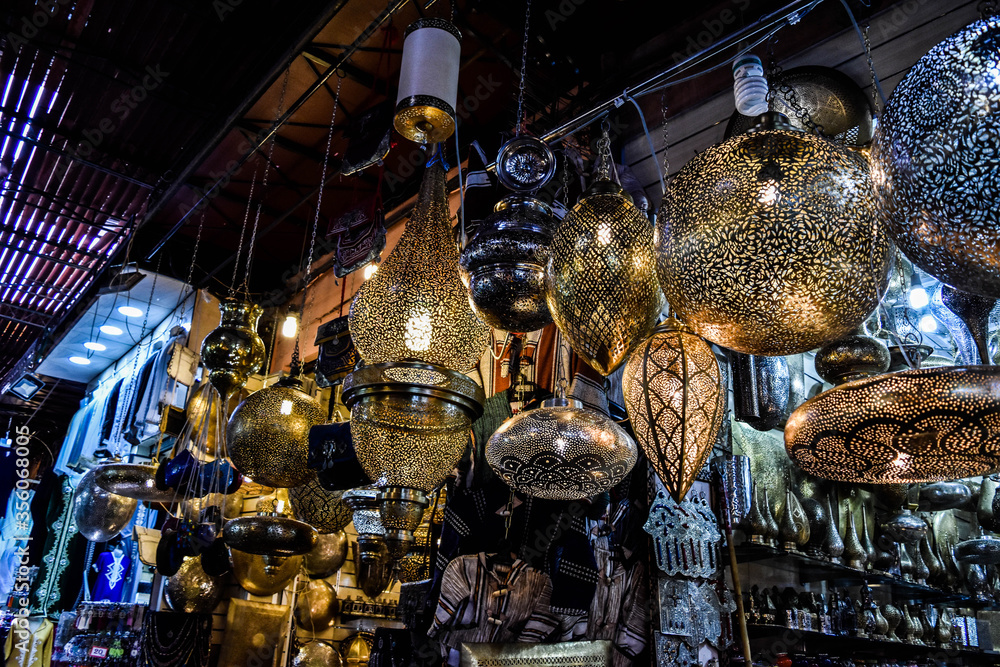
top-left (223, 498), bottom-right (318, 556)
top-left (546, 178), bottom-right (664, 375)
top-left (230, 549), bottom-right (303, 596)
top-left (872, 16), bottom-right (1000, 298)
top-left (200, 299), bottom-right (266, 397)
top-left (342, 363), bottom-right (483, 558)
top-left (657, 112), bottom-right (891, 356)
top-left (227, 375), bottom-right (325, 488)
top-left (486, 392), bottom-right (638, 501)
top-left (622, 319), bottom-right (725, 502)
top-left (786, 365), bottom-right (1000, 483)
top-left (288, 474), bottom-right (352, 534)
top-left (814, 326), bottom-right (891, 385)
top-left (459, 195), bottom-right (557, 333)
top-left (394, 19), bottom-right (462, 145)
top-left (349, 161), bottom-right (490, 370)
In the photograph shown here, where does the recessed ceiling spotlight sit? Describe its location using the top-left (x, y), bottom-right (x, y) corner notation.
top-left (84, 342), bottom-right (107, 351)
top-left (118, 305), bottom-right (144, 317)
top-left (69, 356), bottom-right (91, 365)
top-left (100, 325), bottom-right (123, 336)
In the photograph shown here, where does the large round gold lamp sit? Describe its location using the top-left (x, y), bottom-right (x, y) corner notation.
top-left (227, 376), bottom-right (324, 488)
top-left (546, 177), bottom-right (664, 375)
top-left (200, 298), bottom-right (265, 397)
top-left (622, 319), bottom-right (725, 502)
top-left (656, 113), bottom-right (890, 356)
top-left (872, 17), bottom-right (1000, 297)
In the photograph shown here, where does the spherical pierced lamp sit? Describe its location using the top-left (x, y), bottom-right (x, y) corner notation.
top-left (622, 319), bottom-right (725, 502)
top-left (349, 161), bottom-right (490, 371)
top-left (786, 365), bottom-right (1000, 483)
top-left (486, 395), bottom-right (638, 500)
top-left (657, 114), bottom-right (890, 356)
top-left (459, 195), bottom-right (557, 333)
top-left (200, 299), bottom-right (266, 397)
top-left (288, 474), bottom-right (351, 534)
top-left (872, 17), bottom-right (1000, 297)
top-left (546, 179), bottom-right (664, 375)
top-left (227, 376), bottom-right (324, 488)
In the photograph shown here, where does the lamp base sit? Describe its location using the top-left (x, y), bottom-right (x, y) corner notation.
top-left (378, 487), bottom-right (428, 560)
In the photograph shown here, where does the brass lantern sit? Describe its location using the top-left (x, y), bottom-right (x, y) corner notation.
top-left (288, 474), bottom-right (352, 534)
top-left (459, 195), bottom-right (557, 333)
top-left (342, 365), bottom-right (483, 557)
top-left (227, 376), bottom-right (324, 488)
top-left (622, 319), bottom-right (725, 502)
top-left (546, 178), bottom-right (664, 375)
top-left (486, 395), bottom-right (638, 501)
top-left (230, 549), bottom-right (303, 596)
top-left (164, 557), bottom-right (223, 614)
top-left (348, 161), bottom-right (490, 371)
top-left (786, 365), bottom-right (1000, 483)
top-left (223, 498), bottom-right (318, 556)
top-left (657, 113), bottom-right (891, 356)
top-left (200, 299), bottom-right (266, 397)
top-left (394, 19), bottom-right (461, 145)
top-left (872, 17), bottom-right (1000, 297)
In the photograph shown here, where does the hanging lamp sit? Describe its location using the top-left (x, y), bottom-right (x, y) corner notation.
top-left (223, 497), bottom-right (317, 556)
top-left (200, 299), bottom-right (266, 398)
top-left (657, 112), bottom-right (890, 356)
top-left (546, 121), bottom-right (664, 375)
top-left (394, 18), bottom-right (462, 145)
top-left (872, 14), bottom-right (1000, 297)
top-left (621, 318), bottom-right (725, 502)
top-left (786, 365), bottom-right (1000, 483)
top-left (73, 467), bottom-right (137, 542)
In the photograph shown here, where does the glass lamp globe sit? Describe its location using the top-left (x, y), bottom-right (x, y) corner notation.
top-left (546, 179), bottom-right (664, 375)
top-left (349, 161), bottom-right (490, 371)
top-left (872, 17), bottom-right (1000, 297)
top-left (486, 394), bottom-right (638, 501)
top-left (657, 113), bottom-right (891, 356)
top-left (622, 319), bottom-right (725, 502)
top-left (227, 376), bottom-right (325, 488)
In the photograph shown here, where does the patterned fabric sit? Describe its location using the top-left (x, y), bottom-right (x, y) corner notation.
top-left (92, 546), bottom-right (130, 602)
top-left (5, 619), bottom-right (53, 667)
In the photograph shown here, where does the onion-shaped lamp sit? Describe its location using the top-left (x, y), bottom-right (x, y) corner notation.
top-left (872, 16), bottom-right (1000, 297)
top-left (546, 177), bottom-right (664, 375)
top-left (786, 365), bottom-right (1000, 483)
top-left (622, 319), bottom-right (725, 502)
top-left (342, 364), bottom-right (483, 558)
top-left (459, 195), bottom-right (557, 333)
top-left (394, 19), bottom-right (461, 145)
top-left (200, 299), bottom-right (265, 397)
top-left (657, 112), bottom-right (890, 355)
top-left (227, 375), bottom-right (324, 488)
top-left (486, 390), bottom-right (638, 500)
top-left (349, 161), bottom-right (490, 370)
top-left (813, 327), bottom-right (891, 385)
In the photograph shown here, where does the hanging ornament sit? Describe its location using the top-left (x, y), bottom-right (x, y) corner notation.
top-left (73, 467), bottom-right (137, 542)
top-left (288, 474), bottom-right (352, 534)
top-left (459, 195), bottom-right (557, 333)
top-left (294, 579), bottom-right (339, 630)
top-left (230, 549), bottom-right (303, 596)
top-left (92, 462), bottom-right (176, 503)
top-left (729, 352), bottom-right (789, 431)
top-left (227, 376), bottom-right (324, 488)
top-left (200, 299), bottom-right (266, 397)
top-left (343, 487), bottom-right (388, 563)
top-left (486, 388), bottom-right (638, 501)
top-left (164, 557), bottom-right (223, 614)
top-left (349, 161), bottom-right (490, 370)
top-left (872, 16), bottom-right (1000, 297)
top-left (939, 285), bottom-right (998, 365)
top-left (622, 319), bottom-right (725, 502)
top-left (303, 530), bottom-right (349, 579)
top-left (394, 18), bottom-right (462, 144)
top-left (546, 122), bottom-right (664, 375)
top-left (813, 326), bottom-right (891, 385)
top-left (786, 365), bottom-right (1000, 483)
top-left (223, 498), bottom-right (317, 556)
top-left (495, 137), bottom-right (557, 192)
top-left (657, 112), bottom-right (890, 355)
top-left (292, 641), bottom-right (342, 667)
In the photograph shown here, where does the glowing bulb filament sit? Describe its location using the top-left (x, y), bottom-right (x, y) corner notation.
top-left (280, 400), bottom-right (293, 415)
top-left (758, 180), bottom-right (780, 206)
top-left (596, 223), bottom-right (612, 246)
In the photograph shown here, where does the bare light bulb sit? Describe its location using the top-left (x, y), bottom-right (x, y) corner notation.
top-left (919, 314), bottom-right (937, 333)
top-left (282, 315), bottom-right (298, 338)
top-left (908, 286), bottom-right (929, 309)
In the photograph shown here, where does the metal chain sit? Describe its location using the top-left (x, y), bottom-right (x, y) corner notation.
top-left (660, 91), bottom-right (670, 182)
top-left (291, 73), bottom-right (343, 374)
top-left (229, 166), bottom-right (258, 297)
top-left (596, 119), bottom-right (612, 180)
top-left (560, 154), bottom-right (570, 207)
top-left (862, 23), bottom-right (880, 114)
top-left (243, 69), bottom-right (291, 296)
top-left (502, 489), bottom-right (515, 542)
top-left (767, 42), bottom-right (824, 135)
top-left (515, 0), bottom-right (532, 137)
top-left (179, 209), bottom-right (205, 324)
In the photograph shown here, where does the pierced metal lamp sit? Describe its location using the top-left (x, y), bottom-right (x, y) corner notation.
top-left (200, 299), bottom-right (265, 397)
top-left (786, 365), bottom-right (1000, 483)
top-left (223, 498), bottom-right (318, 556)
top-left (622, 318), bottom-right (725, 502)
top-left (872, 16), bottom-right (1000, 297)
top-left (657, 112), bottom-right (890, 356)
top-left (342, 487), bottom-right (388, 562)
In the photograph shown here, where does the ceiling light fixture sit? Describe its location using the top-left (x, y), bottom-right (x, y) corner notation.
top-left (282, 315), bottom-right (298, 339)
top-left (909, 286), bottom-right (929, 309)
top-left (69, 356), bottom-right (91, 365)
top-left (118, 305), bottom-right (144, 317)
top-left (100, 325), bottom-right (123, 336)
top-left (84, 342), bottom-right (107, 352)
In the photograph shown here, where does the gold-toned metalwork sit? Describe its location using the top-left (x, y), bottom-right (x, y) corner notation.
top-left (546, 180), bottom-right (663, 375)
top-left (349, 162), bottom-right (490, 370)
top-left (459, 640), bottom-right (613, 666)
top-left (486, 396), bottom-right (638, 501)
top-left (294, 579), bottom-right (339, 630)
top-left (292, 641), bottom-right (343, 667)
top-left (230, 548), bottom-right (302, 596)
top-left (73, 467), bottom-right (137, 542)
top-left (396, 522), bottom-right (431, 583)
top-left (379, 486), bottom-right (427, 559)
top-left (459, 196), bottom-right (556, 333)
top-left (778, 487), bottom-right (810, 551)
top-left (303, 530), bottom-right (348, 579)
top-left (164, 557), bottom-right (223, 614)
top-left (814, 328), bottom-right (890, 385)
top-left (288, 474), bottom-right (351, 534)
top-left (622, 319), bottom-right (724, 502)
top-left (217, 598), bottom-right (290, 667)
top-left (872, 17), bottom-right (1000, 297)
top-left (340, 632), bottom-right (374, 667)
top-left (395, 104), bottom-right (455, 145)
top-left (93, 462), bottom-right (176, 503)
top-left (185, 380), bottom-right (224, 456)
top-left (786, 365), bottom-right (1000, 483)
top-left (182, 491), bottom-right (244, 521)
top-left (656, 120), bottom-right (890, 356)
top-left (227, 376), bottom-right (324, 488)
top-left (200, 298), bottom-right (265, 397)
top-left (223, 514), bottom-right (318, 556)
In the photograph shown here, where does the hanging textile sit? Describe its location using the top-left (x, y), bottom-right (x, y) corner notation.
top-left (4, 619), bottom-right (53, 667)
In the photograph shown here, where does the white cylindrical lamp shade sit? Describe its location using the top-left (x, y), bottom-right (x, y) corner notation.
top-left (394, 18), bottom-right (462, 144)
